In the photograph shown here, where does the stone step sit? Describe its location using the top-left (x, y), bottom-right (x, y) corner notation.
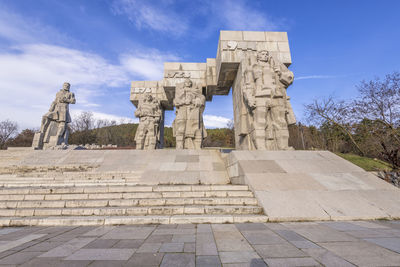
top-left (0, 197), bottom-right (258, 209)
top-left (0, 185), bottom-right (249, 194)
top-left (0, 214), bottom-right (269, 226)
top-left (0, 190), bottom-right (254, 201)
top-left (0, 182), bottom-right (143, 187)
top-left (0, 205), bottom-right (263, 217)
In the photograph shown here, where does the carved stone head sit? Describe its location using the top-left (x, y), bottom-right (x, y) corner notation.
top-left (184, 78), bottom-right (193, 88)
top-left (256, 50), bottom-right (269, 63)
top-left (144, 93), bottom-right (153, 102)
top-left (63, 82), bottom-right (71, 91)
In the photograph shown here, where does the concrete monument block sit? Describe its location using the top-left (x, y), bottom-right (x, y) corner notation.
top-left (130, 81), bottom-right (169, 109)
top-left (172, 78), bottom-right (207, 149)
top-left (32, 82), bottom-right (76, 150)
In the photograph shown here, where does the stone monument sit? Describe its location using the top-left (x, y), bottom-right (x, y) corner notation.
top-left (32, 82), bottom-right (76, 149)
top-left (131, 31), bottom-right (295, 151)
top-left (172, 78), bottom-right (207, 149)
top-left (134, 93), bottom-right (162, 150)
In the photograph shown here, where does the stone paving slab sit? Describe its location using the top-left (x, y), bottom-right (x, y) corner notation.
top-left (0, 221), bottom-right (398, 266)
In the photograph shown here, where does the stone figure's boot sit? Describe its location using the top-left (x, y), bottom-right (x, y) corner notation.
top-left (184, 138), bottom-right (194, 149)
top-left (277, 129), bottom-right (291, 150)
top-left (135, 137), bottom-right (144, 150)
top-left (254, 128), bottom-right (266, 150)
top-left (176, 136), bottom-right (184, 149)
top-left (147, 136), bottom-right (157, 150)
top-left (194, 137), bottom-right (202, 150)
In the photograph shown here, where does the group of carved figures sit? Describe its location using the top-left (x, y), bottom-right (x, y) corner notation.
top-left (134, 78), bottom-right (206, 150)
top-left (33, 50), bottom-right (295, 151)
top-left (134, 50), bottom-right (295, 150)
top-left (241, 50), bottom-right (295, 150)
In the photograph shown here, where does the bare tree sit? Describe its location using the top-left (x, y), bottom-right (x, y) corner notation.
top-left (354, 72), bottom-right (400, 142)
top-left (305, 96), bottom-right (365, 155)
top-left (305, 72), bottom-right (400, 169)
top-left (70, 111), bottom-right (94, 132)
top-left (0, 119), bottom-right (18, 149)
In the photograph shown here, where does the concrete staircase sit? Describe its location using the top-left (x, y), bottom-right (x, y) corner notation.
top-left (0, 178), bottom-right (268, 226)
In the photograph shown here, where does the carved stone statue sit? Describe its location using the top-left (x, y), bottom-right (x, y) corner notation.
top-left (172, 78), bottom-right (207, 149)
top-left (134, 93), bottom-right (162, 150)
top-left (242, 50), bottom-right (296, 150)
top-left (32, 82), bottom-right (76, 149)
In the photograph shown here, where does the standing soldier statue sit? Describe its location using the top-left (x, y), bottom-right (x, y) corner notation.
top-left (172, 78), bottom-right (207, 149)
top-left (32, 82), bottom-right (76, 149)
top-left (242, 50), bottom-right (296, 150)
top-left (134, 93), bottom-right (162, 150)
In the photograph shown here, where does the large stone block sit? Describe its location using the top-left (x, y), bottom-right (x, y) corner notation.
top-left (227, 150), bottom-right (400, 221)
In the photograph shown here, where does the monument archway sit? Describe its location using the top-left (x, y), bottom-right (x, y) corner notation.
top-left (130, 31), bottom-right (295, 150)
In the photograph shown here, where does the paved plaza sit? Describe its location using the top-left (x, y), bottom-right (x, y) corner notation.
top-left (0, 220), bottom-right (398, 266)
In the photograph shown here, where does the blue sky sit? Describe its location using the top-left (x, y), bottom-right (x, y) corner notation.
top-left (0, 0), bottom-right (399, 130)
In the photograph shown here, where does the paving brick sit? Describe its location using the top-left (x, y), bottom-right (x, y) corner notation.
top-left (159, 242), bottom-right (184, 253)
top-left (160, 253), bottom-right (195, 267)
top-left (196, 233), bottom-right (218, 256)
top-left (302, 248), bottom-right (356, 267)
top-left (254, 244), bottom-right (306, 258)
top-left (319, 241), bottom-right (400, 266)
top-left (84, 239), bottom-right (119, 249)
top-left (196, 255), bottom-right (221, 267)
top-left (65, 248), bottom-right (135, 260)
top-left (146, 234), bottom-right (172, 243)
top-left (88, 260), bottom-right (125, 267)
top-left (172, 234), bottom-right (195, 243)
top-left (20, 258), bottom-right (91, 267)
top-left (241, 230), bottom-right (287, 245)
top-left (38, 237), bottom-right (95, 257)
top-left (0, 251), bottom-right (42, 265)
top-left (22, 241), bottom-right (64, 252)
top-left (219, 251), bottom-right (260, 264)
top-left (112, 239), bottom-right (144, 249)
top-left (184, 243), bottom-right (195, 253)
top-left (290, 225), bottom-right (358, 242)
top-left (364, 237), bottom-right (400, 253)
top-left (136, 242), bottom-right (162, 253)
top-left (126, 252), bottom-right (164, 266)
top-left (235, 223), bottom-right (268, 231)
top-left (100, 227), bottom-right (154, 240)
top-left (263, 257), bottom-right (320, 267)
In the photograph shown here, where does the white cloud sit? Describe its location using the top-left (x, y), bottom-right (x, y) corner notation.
top-left (0, 7), bottom-right (70, 45)
top-left (204, 115), bottom-right (231, 128)
top-left (0, 44), bottom-right (129, 128)
top-left (111, 0), bottom-right (188, 36)
top-left (0, 43), bottom-right (178, 129)
top-left (209, 0), bottom-right (283, 31)
top-left (120, 50), bottom-right (180, 81)
top-left (295, 75), bottom-right (336, 81)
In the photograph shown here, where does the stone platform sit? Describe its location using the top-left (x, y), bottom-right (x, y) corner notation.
top-left (0, 221), bottom-right (399, 266)
top-left (0, 149), bottom-right (229, 185)
top-left (227, 151), bottom-right (400, 221)
top-left (0, 149), bottom-right (400, 226)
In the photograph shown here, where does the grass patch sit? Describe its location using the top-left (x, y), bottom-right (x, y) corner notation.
top-left (336, 153), bottom-right (392, 171)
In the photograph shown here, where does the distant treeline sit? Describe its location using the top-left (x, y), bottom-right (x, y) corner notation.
top-left (68, 123), bottom-right (236, 149)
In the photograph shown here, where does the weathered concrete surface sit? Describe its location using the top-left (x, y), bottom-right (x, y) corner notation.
top-left (227, 151), bottom-right (400, 221)
top-left (0, 149), bottom-right (229, 185)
